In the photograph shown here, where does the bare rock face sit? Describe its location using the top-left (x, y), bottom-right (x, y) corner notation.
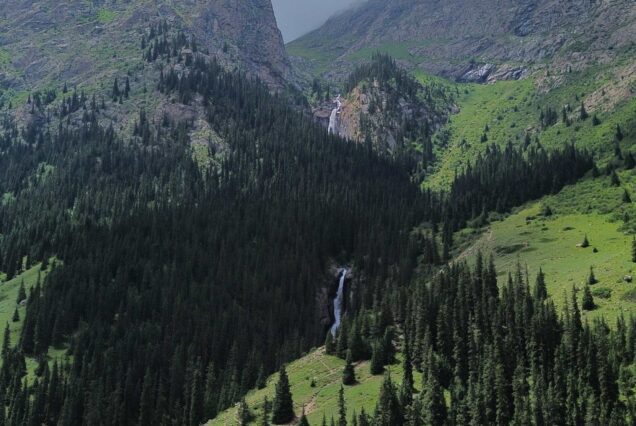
top-left (0, 0), bottom-right (290, 92)
top-left (290, 0), bottom-right (636, 82)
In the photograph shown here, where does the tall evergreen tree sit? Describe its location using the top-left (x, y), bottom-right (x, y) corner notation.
top-left (374, 374), bottom-right (403, 426)
top-left (420, 364), bottom-right (446, 426)
top-left (338, 386), bottom-right (347, 426)
top-left (342, 351), bottom-right (356, 386)
top-left (534, 268), bottom-right (547, 301)
top-left (370, 343), bottom-right (384, 375)
top-left (582, 285), bottom-right (595, 311)
top-left (272, 365), bottom-right (295, 424)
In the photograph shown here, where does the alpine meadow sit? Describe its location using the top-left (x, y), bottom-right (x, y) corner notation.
top-left (0, 0), bottom-right (635, 425)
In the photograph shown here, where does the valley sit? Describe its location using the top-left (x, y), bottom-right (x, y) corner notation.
top-left (0, 0), bottom-right (635, 425)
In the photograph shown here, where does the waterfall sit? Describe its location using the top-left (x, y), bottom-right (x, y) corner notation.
top-left (330, 268), bottom-right (347, 336)
top-left (327, 95), bottom-right (342, 135)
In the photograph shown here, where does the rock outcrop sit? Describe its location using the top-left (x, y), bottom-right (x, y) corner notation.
top-left (0, 0), bottom-right (290, 92)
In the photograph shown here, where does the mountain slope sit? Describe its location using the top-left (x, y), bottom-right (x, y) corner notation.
top-left (0, 0), bottom-right (290, 98)
top-left (289, 0), bottom-right (636, 82)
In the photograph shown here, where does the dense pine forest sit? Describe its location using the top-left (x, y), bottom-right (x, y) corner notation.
top-left (0, 17), bottom-right (629, 426)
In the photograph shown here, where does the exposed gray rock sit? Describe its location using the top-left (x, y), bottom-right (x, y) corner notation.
top-left (290, 0), bottom-right (636, 83)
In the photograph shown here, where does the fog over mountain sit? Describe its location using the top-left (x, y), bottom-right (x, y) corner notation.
top-left (272, 0), bottom-right (359, 42)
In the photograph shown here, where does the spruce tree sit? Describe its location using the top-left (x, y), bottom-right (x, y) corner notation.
top-left (399, 341), bottom-right (414, 409)
top-left (625, 152), bottom-right (635, 170)
top-left (579, 102), bottom-right (588, 120)
top-left (325, 332), bottom-right (335, 355)
top-left (16, 281), bottom-right (26, 305)
top-left (342, 351), bottom-right (356, 385)
top-left (616, 124), bottom-right (624, 141)
top-left (581, 235), bottom-right (590, 248)
top-left (112, 77), bottom-right (120, 101)
top-left (357, 408), bottom-right (371, 426)
top-left (623, 189), bottom-right (631, 203)
top-left (370, 342), bottom-right (384, 375)
top-left (587, 267), bottom-right (598, 285)
top-left (260, 396), bottom-right (271, 426)
top-left (1, 323), bottom-right (10, 357)
top-left (338, 386), bottom-right (347, 426)
top-left (420, 366), bottom-right (446, 426)
top-left (11, 307), bottom-right (19, 323)
top-left (610, 171), bottom-right (621, 187)
top-left (271, 365), bottom-right (294, 424)
top-left (238, 399), bottom-right (251, 426)
top-left (299, 410), bottom-right (310, 426)
top-left (582, 285), bottom-right (595, 311)
top-left (534, 268), bottom-right (548, 301)
top-left (631, 237), bottom-right (636, 263)
top-left (374, 373), bottom-right (403, 426)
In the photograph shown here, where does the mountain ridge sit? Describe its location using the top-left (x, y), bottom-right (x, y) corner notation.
top-left (0, 0), bottom-right (290, 96)
top-left (289, 0), bottom-right (636, 83)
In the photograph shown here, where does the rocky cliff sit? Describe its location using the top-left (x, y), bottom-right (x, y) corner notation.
top-left (0, 0), bottom-right (290, 93)
top-left (290, 0), bottom-right (636, 82)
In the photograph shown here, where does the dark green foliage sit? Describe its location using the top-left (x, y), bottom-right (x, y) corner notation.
top-left (582, 285), bottom-right (596, 311)
top-left (16, 281), bottom-right (26, 305)
top-left (374, 374), bottom-right (403, 426)
top-left (624, 189), bottom-right (631, 203)
top-left (369, 343), bottom-right (384, 375)
top-left (299, 411), bottom-right (310, 426)
top-left (588, 267), bottom-right (598, 285)
top-left (338, 386), bottom-right (347, 426)
top-left (540, 204), bottom-right (553, 217)
top-left (420, 360), bottom-right (446, 426)
top-left (592, 114), bottom-right (601, 126)
top-left (624, 152), bottom-right (635, 169)
top-left (342, 352), bottom-right (356, 386)
top-left (611, 170), bottom-right (621, 186)
top-left (325, 332), bottom-right (335, 356)
top-left (11, 308), bottom-right (19, 323)
top-left (260, 397), bottom-right (272, 426)
top-left (580, 101), bottom-right (588, 120)
top-left (581, 234), bottom-right (590, 248)
top-left (632, 236), bottom-right (636, 262)
top-left (0, 21), bottom-right (604, 426)
top-left (616, 124), bottom-right (624, 141)
top-left (534, 268), bottom-right (547, 301)
top-left (540, 106), bottom-right (558, 128)
top-left (399, 341), bottom-right (414, 409)
top-left (272, 366), bottom-right (294, 424)
top-left (365, 258), bottom-right (632, 425)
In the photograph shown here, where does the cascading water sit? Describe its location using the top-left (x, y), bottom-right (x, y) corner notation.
top-left (330, 268), bottom-right (347, 336)
top-left (327, 95), bottom-right (342, 135)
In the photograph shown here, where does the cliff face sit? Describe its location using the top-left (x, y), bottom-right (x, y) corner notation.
top-left (290, 0), bottom-right (636, 82)
top-left (0, 0), bottom-right (290, 92)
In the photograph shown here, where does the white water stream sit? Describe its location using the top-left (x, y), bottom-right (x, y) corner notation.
top-left (327, 95), bottom-right (341, 135)
top-left (330, 268), bottom-right (347, 336)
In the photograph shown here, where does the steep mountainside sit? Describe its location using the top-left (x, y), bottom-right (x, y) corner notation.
top-left (289, 0), bottom-right (636, 82)
top-left (0, 0), bottom-right (290, 95)
top-left (314, 55), bottom-right (456, 178)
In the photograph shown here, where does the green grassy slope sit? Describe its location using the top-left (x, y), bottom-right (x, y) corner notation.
top-left (209, 348), bottom-right (416, 425)
top-left (0, 261), bottom-right (69, 381)
top-left (424, 61), bottom-right (636, 189)
top-left (456, 201), bottom-right (636, 321)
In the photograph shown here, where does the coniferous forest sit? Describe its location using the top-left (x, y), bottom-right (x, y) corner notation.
top-left (0, 13), bottom-right (633, 426)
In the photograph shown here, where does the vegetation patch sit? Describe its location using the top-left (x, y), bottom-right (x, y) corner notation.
top-left (97, 9), bottom-right (118, 25)
top-left (592, 287), bottom-right (613, 299)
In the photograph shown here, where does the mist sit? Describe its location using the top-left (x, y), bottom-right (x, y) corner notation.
top-left (272, 0), bottom-right (360, 42)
